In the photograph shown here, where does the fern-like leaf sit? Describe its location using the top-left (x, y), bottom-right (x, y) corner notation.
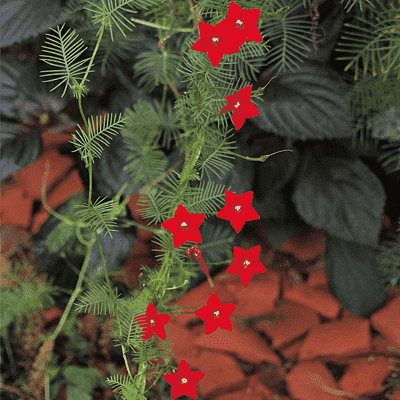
top-left (183, 180), bottom-right (229, 218)
top-left (82, 0), bottom-right (157, 42)
top-left (73, 196), bottom-right (119, 238)
top-left (39, 23), bottom-right (94, 97)
top-left (106, 374), bottom-right (145, 400)
top-left (335, 0), bottom-right (400, 80)
top-left (124, 145), bottom-right (167, 190)
top-left (261, 0), bottom-right (315, 74)
top-left (136, 186), bottom-right (174, 225)
top-left (226, 40), bottom-right (271, 83)
top-left (121, 102), bottom-right (172, 188)
top-left (378, 135), bottom-right (400, 175)
top-left (71, 113), bottom-right (126, 163)
top-left (116, 289), bottom-right (155, 345)
top-left (133, 49), bottom-right (182, 94)
top-left (74, 282), bottom-right (121, 315)
top-left (340, 0), bottom-right (376, 13)
top-left (155, 100), bottom-right (182, 151)
top-left (197, 130), bottom-right (236, 181)
top-left (71, 15), bottom-right (140, 77)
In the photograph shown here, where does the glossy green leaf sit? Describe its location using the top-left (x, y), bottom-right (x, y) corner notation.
top-left (292, 151), bottom-right (386, 247)
top-left (325, 233), bottom-right (386, 317)
top-left (251, 62), bottom-right (352, 140)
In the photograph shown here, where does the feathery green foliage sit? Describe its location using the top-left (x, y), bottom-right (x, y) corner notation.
top-left (182, 180), bottom-right (230, 218)
top-left (82, 0), bottom-right (157, 41)
top-left (74, 282), bottom-right (121, 315)
top-left (335, 0), bottom-right (400, 81)
top-left (259, 0), bottom-right (316, 74)
top-left (196, 129), bottom-right (236, 181)
top-left (71, 113), bottom-right (126, 164)
top-left (344, 72), bottom-right (400, 164)
top-left (378, 130), bottom-right (400, 175)
top-left (39, 23), bottom-right (94, 97)
top-left (106, 374), bottom-right (146, 400)
top-left (0, 260), bottom-right (59, 333)
top-left (133, 49), bottom-right (182, 94)
top-left (73, 196), bottom-right (120, 238)
top-left (340, 0), bottom-right (376, 12)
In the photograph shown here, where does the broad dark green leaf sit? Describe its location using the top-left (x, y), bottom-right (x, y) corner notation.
top-left (1, 121), bottom-right (42, 181)
top-left (1, 0), bottom-right (66, 48)
top-left (291, 151), bottom-right (386, 247)
top-left (251, 61), bottom-right (352, 140)
top-left (325, 233), bottom-right (386, 318)
top-left (1, 56), bottom-right (30, 119)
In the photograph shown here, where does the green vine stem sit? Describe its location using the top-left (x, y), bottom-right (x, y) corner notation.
top-left (49, 233), bottom-right (96, 342)
top-left (95, 232), bottom-right (135, 383)
top-left (131, 17), bottom-right (193, 32)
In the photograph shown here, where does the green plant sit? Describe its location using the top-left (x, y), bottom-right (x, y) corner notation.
top-left (1, 0), bottom-right (400, 399)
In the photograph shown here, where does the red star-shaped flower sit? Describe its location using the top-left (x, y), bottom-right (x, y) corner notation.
top-left (134, 303), bottom-right (172, 341)
top-left (163, 360), bottom-right (205, 399)
top-left (226, 245), bottom-right (266, 287)
top-left (218, 85), bottom-right (260, 130)
top-left (217, 1), bottom-right (263, 47)
top-left (190, 21), bottom-right (243, 67)
top-left (195, 293), bottom-right (236, 334)
top-left (161, 204), bottom-right (206, 248)
top-left (216, 190), bottom-right (260, 233)
top-left (186, 245), bottom-right (214, 287)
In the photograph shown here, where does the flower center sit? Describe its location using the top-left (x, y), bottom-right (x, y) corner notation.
top-left (235, 19), bottom-right (244, 30)
top-left (181, 221), bottom-right (188, 230)
top-left (149, 319), bottom-right (156, 326)
top-left (181, 377), bottom-right (187, 384)
top-left (211, 37), bottom-right (219, 45)
top-left (234, 102), bottom-right (240, 108)
top-left (234, 205), bottom-right (241, 212)
top-left (243, 259), bottom-right (250, 269)
top-left (213, 310), bottom-right (219, 318)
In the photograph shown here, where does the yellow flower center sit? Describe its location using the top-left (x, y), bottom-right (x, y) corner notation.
top-left (214, 311), bottom-right (219, 318)
top-left (234, 102), bottom-right (240, 108)
top-left (243, 260), bottom-right (250, 268)
top-left (181, 221), bottom-right (188, 230)
top-left (212, 37), bottom-right (219, 45)
top-left (181, 377), bottom-right (187, 384)
top-left (235, 205), bottom-right (241, 212)
top-left (236, 19), bottom-right (244, 30)
top-left (150, 319), bottom-right (155, 326)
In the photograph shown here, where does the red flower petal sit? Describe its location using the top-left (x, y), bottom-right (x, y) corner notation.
top-left (190, 21), bottom-right (242, 67)
top-left (226, 245), bottom-right (266, 287)
top-left (195, 293), bottom-right (236, 334)
top-left (134, 303), bottom-right (172, 341)
top-left (163, 360), bottom-right (205, 399)
top-left (161, 205), bottom-right (205, 248)
top-left (218, 86), bottom-right (260, 130)
top-left (217, 190), bottom-right (260, 232)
